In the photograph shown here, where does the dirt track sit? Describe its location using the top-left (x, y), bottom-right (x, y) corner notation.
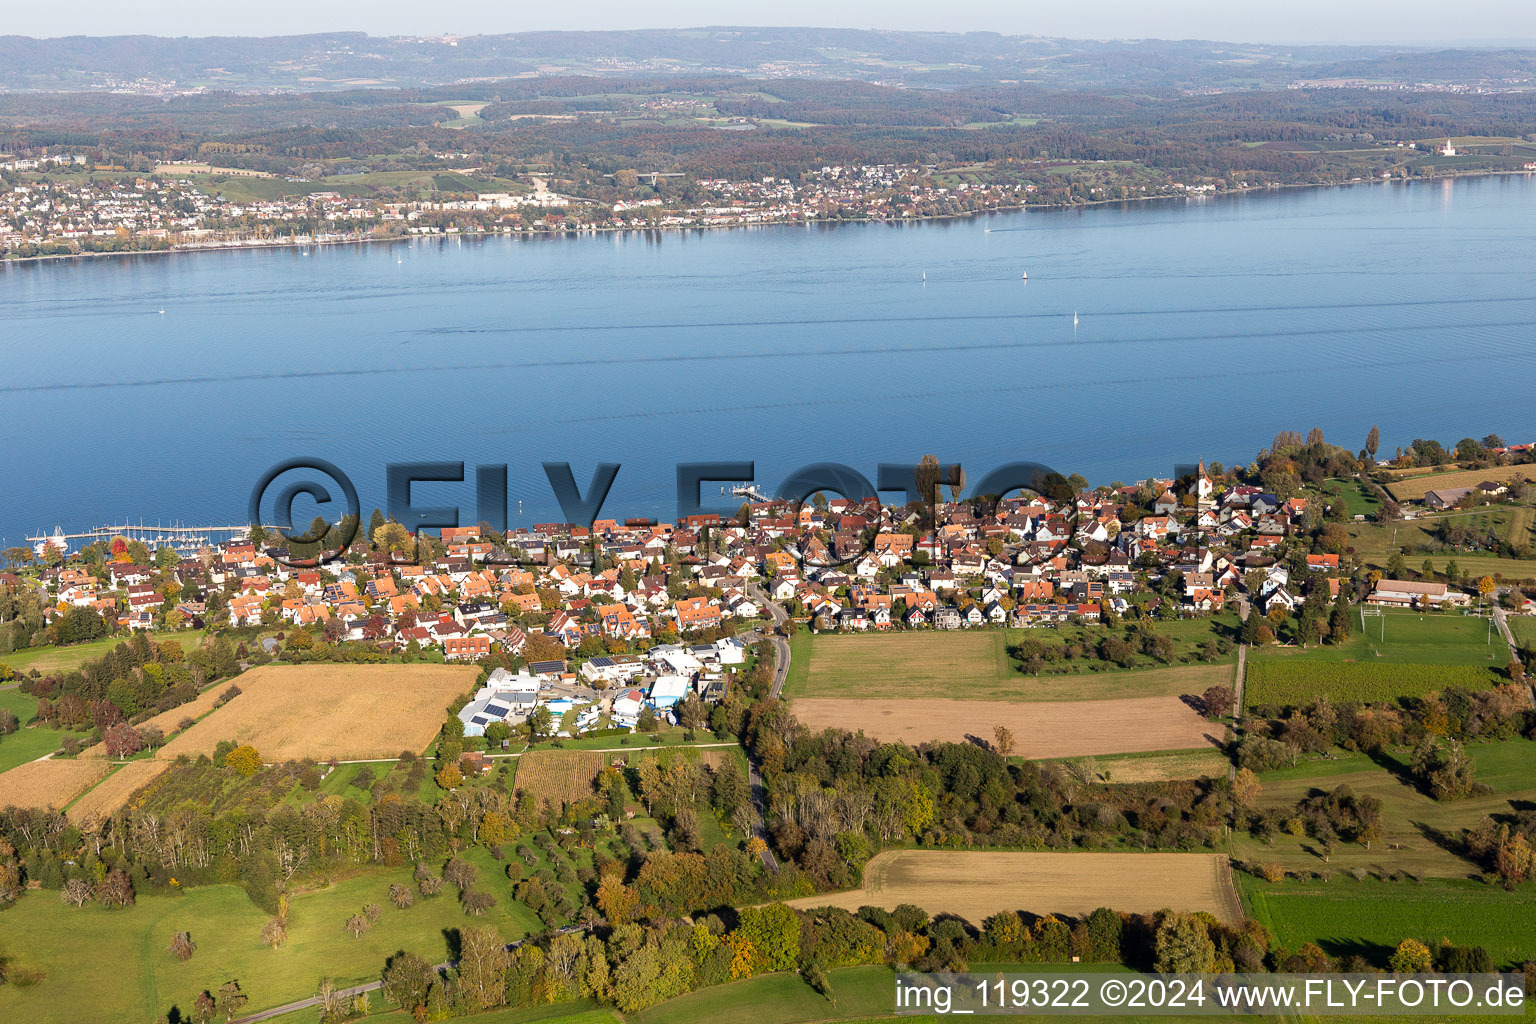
top-left (791, 695), bottom-right (1224, 758)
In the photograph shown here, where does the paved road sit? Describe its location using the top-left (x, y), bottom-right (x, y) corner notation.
top-left (748, 583), bottom-right (791, 699)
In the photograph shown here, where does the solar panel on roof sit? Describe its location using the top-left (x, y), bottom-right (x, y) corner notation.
top-left (470, 716), bottom-right (488, 725)
top-left (485, 704), bottom-right (511, 717)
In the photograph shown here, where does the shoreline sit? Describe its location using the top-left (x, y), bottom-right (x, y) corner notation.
top-left (3, 168), bottom-right (1532, 269)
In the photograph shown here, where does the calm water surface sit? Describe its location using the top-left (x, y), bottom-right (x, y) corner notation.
top-left (2, 175), bottom-right (1535, 545)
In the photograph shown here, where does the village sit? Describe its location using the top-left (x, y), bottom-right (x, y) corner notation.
top-left (9, 440), bottom-right (1535, 746)
top-left (0, 156), bottom-right (1204, 257)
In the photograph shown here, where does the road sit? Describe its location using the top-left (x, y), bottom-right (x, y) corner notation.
top-left (744, 583), bottom-right (792, 871)
top-left (748, 583), bottom-right (791, 699)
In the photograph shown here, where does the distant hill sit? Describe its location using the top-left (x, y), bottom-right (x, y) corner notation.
top-left (1, 28), bottom-right (1533, 94)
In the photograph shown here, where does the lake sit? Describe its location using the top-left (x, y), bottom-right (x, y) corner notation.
top-left (2, 174), bottom-right (1535, 548)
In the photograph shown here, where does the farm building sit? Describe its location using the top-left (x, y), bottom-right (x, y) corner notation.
top-left (1367, 578), bottom-right (1470, 608)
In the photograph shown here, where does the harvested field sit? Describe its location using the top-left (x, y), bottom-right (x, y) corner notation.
top-left (514, 750), bottom-right (608, 806)
top-left (155, 664), bottom-right (478, 763)
top-left (0, 757), bottom-right (111, 811)
top-left (66, 760), bottom-right (171, 824)
top-left (788, 850), bottom-right (1241, 925)
top-left (792, 695), bottom-right (1223, 758)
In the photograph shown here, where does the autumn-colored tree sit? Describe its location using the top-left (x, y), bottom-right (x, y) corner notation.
top-left (1389, 938), bottom-right (1434, 973)
top-left (103, 721), bottom-right (144, 758)
top-left (261, 917), bottom-right (287, 948)
top-left (457, 926), bottom-right (510, 1011)
top-left (596, 875), bottom-right (638, 925)
top-left (435, 761), bottom-right (463, 789)
top-left (345, 913), bottom-right (371, 938)
top-left (168, 931), bottom-right (196, 961)
top-left (389, 883), bottom-right (414, 910)
top-left (94, 869), bottom-right (135, 908)
top-left (224, 745), bottom-right (262, 777)
top-left (1232, 767), bottom-right (1263, 806)
top-left (992, 724), bottom-right (1015, 757)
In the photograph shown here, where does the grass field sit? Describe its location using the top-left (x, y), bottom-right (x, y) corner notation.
top-left (1231, 741), bottom-right (1536, 878)
top-left (0, 688), bottom-right (91, 773)
top-left (66, 760), bottom-right (172, 824)
top-left (787, 851), bottom-right (1242, 926)
top-left (0, 850), bottom-right (540, 1024)
top-left (790, 631), bottom-right (1234, 702)
top-left (1060, 748), bottom-right (1232, 783)
top-left (1246, 609), bottom-right (1505, 704)
top-left (792, 695), bottom-right (1222, 758)
top-left (1348, 512), bottom-right (1536, 581)
top-left (0, 633), bottom-right (199, 675)
top-left (1383, 467), bottom-right (1533, 502)
top-left (1509, 615), bottom-right (1536, 649)
top-left (1243, 875), bottom-right (1536, 969)
top-left (155, 664), bottom-right (478, 762)
top-left (0, 756), bottom-right (111, 810)
top-left (513, 750), bottom-right (608, 806)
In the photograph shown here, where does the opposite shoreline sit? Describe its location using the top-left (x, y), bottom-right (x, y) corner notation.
top-left (3, 168), bottom-right (1533, 269)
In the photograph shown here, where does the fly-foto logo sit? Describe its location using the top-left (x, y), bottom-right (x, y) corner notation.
top-left (248, 458), bottom-right (1081, 567)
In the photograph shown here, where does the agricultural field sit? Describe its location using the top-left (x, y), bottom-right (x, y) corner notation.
top-left (0, 849), bottom-right (540, 1024)
top-left (788, 851), bottom-right (1242, 926)
top-left (790, 629), bottom-right (1234, 702)
top-left (1231, 741), bottom-right (1536, 879)
top-left (0, 632), bottom-right (199, 675)
top-left (154, 663), bottom-right (477, 763)
top-left (0, 756), bottom-right (110, 810)
top-left (1243, 876), bottom-right (1536, 969)
top-left (1383, 466), bottom-right (1533, 502)
top-left (792, 695), bottom-right (1222, 758)
top-left (1057, 748), bottom-right (1232, 783)
top-left (65, 760), bottom-right (172, 824)
top-left (78, 679), bottom-right (235, 760)
top-left (1246, 608), bottom-right (1506, 705)
top-left (513, 749), bottom-right (609, 806)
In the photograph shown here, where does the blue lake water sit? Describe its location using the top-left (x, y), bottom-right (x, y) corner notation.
top-left (2, 174), bottom-right (1535, 547)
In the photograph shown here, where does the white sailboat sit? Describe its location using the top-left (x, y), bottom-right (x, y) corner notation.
top-left (1073, 311), bottom-right (1079, 331)
top-left (1020, 270), bottom-right (1028, 280)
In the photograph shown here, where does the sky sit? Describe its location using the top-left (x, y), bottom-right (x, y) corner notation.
top-left (6, 0), bottom-right (1535, 46)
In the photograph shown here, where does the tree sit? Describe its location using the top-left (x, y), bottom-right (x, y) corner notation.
top-left (216, 981), bottom-right (248, 1019)
top-left (1389, 938), bottom-right (1434, 973)
top-left (95, 869), bottom-right (135, 908)
top-left (260, 917), bottom-right (287, 949)
top-left (483, 720), bottom-right (512, 750)
top-left (1477, 576), bottom-right (1496, 606)
top-left (224, 745), bottom-right (262, 777)
top-left (1200, 685), bottom-right (1235, 719)
top-left (457, 926), bottom-right (510, 1011)
top-left (389, 883), bottom-right (414, 909)
top-left (1153, 912), bottom-right (1216, 973)
top-left (1232, 767), bottom-right (1263, 806)
top-left (735, 904), bottom-right (800, 973)
top-left (103, 721), bottom-right (144, 758)
top-left (444, 857), bottom-right (478, 891)
top-left (1365, 425), bottom-right (1380, 458)
top-left (435, 761), bottom-right (463, 789)
top-left (168, 931), bottom-right (196, 961)
top-left (345, 913), bottom-right (371, 937)
top-left (61, 878), bottom-right (93, 907)
top-left (462, 890), bottom-right (497, 916)
top-left (992, 725), bottom-right (1015, 757)
top-left (382, 951), bottom-right (435, 1012)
